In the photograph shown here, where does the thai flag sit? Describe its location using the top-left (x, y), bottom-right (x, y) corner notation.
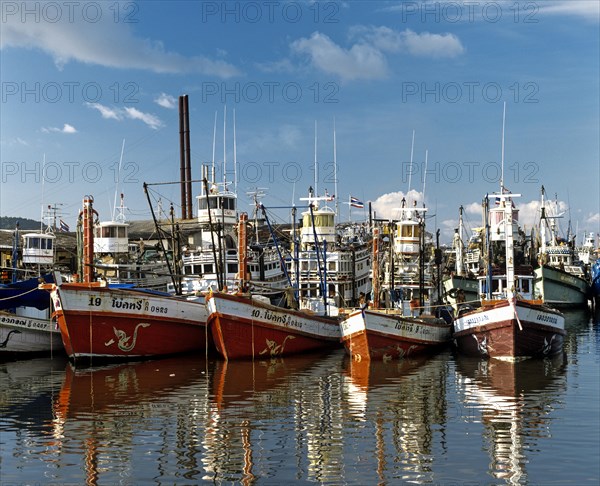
top-left (350, 196), bottom-right (364, 209)
top-left (59, 219), bottom-right (70, 232)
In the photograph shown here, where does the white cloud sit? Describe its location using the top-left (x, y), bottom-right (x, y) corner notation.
top-left (154, 93), bottom-right (177, 109)
top-left (350, 26), bottom-right (464, 57)
top-left (371, 190), bottom-right (425, 220)
top-left (401, 29), bottom-right (465, 57)
top-left (87, 102), bottom-right (122, 120)
top-left (465, 202), bottom-right (483, 215)
top-left (1, 7), bottom-right (239, 77)
top-left (290, 26), bottom-right (464, 82)
top-left (540, 1), bottom-right (600, 21)
top-left (86, 103), bottom-right (164, 130)
top-left (291, 32), bottom-right (388, 82)
top-left (41, 123), bottom-right (78, 134)
top-left (381, 1), bottom-right (598, 22)
top-left (124, 107), bottom-right (164, 130)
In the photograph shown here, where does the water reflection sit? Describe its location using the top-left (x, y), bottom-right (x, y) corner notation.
top-left (456, 354), bottom-right (567, 485)
top-left (1, 339), bottom-right (589, 484)
top-left (51, 356), bottom-right (210, 485)
top-left (341, 352), bottom-right (450, 484)
top-left (204, 351), bottom-right (345, 484)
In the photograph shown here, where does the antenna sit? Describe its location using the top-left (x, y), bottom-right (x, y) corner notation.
top-left (212, 111), bottom-right (217, 184)
top-left (223, 105), bottom-right (227, 186)
top-left (40, 153), bottom-right (46, 232)
top-left (501, 101), bottom-right (506, 193)
top-left (113, 139), bottom-right (125, 221)
top-left (233, 108), bottom-right (238, 195)
top-left (422, 149), bottom-right (428, 203)
top-left (314, 120), bottom-right (318, 196)
top-left (333, 117), bottom-right (338, 217)
top-left (407, 129), bottom-right (415, 195)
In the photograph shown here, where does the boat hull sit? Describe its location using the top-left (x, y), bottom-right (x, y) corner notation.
top-left (48, 283), bottom-right (209, 361)
top-left (207, 292), bottom-right (341, 360)
top-left (0, 310), bottom-right (63, 354)
top-left (534, 265), bottom-right (589, 308)
top-left (453, 300), bottom-right (565, 359)
top-left (340, 309), bottom-right (451, 361)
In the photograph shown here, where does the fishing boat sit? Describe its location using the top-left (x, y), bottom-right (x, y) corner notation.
top-left (206, 208), bottom-right (343, 360)
top-left (0, 274), bottom-right (63, 354)
top-left (533, 186), bottom-right (590, 308)
top-left (207, 290), bottom-right (341, 360)
top-left (340, 226), bottom-right (451, 361)
top-left (453, 192), bottom-right (565, 360)
top-left (41, 196), bottom-right (210, 362)
top-left (0, 218), bottom-right (64, 355)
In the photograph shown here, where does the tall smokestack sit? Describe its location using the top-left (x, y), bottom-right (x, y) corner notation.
top-left (179, 96), bottom-right (187, 220)
top-left (184, 95), bottom-right (193, 219)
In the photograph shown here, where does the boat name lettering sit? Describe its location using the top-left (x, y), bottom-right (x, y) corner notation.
top-left (111, 298), bottom-right (146, 311)
top-left (536, 314), bottom-right (558, 324)
top-left (251, 308), bottom-right (288, 325)
top-left (394, 321), bottom-right (415, 332)
top-left (465, 314), bottom-right (490, 325)
top-left (0, 315), bottom-right (49, 330)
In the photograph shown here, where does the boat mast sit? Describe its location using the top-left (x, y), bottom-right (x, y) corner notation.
top-left (540, 186), bottom-right (547, 257)
top-left (500, 101), bottom-right (506, 193)
top-left (333, 118), bottom-right (338, 218)
top-left (372, 227), bottom-right (380, 308)
top-left (314, 120), bottom-right (318, 197)
top-left (407, 130), bottom-right (415, 195)
top-left (456, 205), bottom-right (464, 276)
top-left (112, 139), bottom-right (125, 221)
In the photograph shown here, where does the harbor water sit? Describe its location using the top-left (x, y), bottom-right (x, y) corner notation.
top-left (1, 309), bottom-right (598, 485)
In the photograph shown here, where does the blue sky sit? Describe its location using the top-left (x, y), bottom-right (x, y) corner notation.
top-left (1, 0), bottom-right (598, 242)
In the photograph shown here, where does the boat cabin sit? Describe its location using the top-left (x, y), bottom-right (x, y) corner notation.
top-left (300, 204), bottom-right (336, 250)
top-left (22, 233), bottom-right (55, 266)
top-left (94, 221), bottom-right (129, 254)
top-left (478, 273), bottom-right (535, 300)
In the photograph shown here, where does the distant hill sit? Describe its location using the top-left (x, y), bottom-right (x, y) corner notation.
top-left (0, 216), bottom-right (45, 230)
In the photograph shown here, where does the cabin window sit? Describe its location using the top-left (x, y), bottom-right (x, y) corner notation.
top-left (204, 264), bottom-right (214, 274)
top-left (118, 227), bottom-right (127, 238)
top-left (521, 279), bottom-right (530, 293)
top-left (328, 261), bottom-right (336, 271)
top-left (227, 263), bottom-right (238, 274)
top-left (27, 237), bottom-right (40, 249)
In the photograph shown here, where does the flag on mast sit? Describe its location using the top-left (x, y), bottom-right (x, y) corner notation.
top-left (350, 196), bottom-right (364, 209)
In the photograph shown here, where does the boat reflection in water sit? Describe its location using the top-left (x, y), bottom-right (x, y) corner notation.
top-left (456, 354), bottom-right (567, 485)
top-left (341, 352), bottom-right (450, 484)
top-left (51, 356), bottom-right (211, 485)
top-left (204, 351), bottom-right (340, 483)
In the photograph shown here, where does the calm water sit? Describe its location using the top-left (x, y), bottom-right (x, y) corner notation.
top-left (1, 310), bottom-right (598, 485)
